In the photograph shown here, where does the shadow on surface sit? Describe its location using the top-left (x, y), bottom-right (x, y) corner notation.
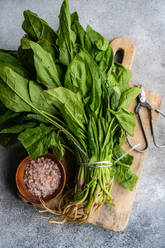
top-left (4, 145), bottom-right (27, 197)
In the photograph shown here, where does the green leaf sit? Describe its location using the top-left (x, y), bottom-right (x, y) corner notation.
top-left (25, 113), bottom-right (49, 124)
top-left (107, 63), bottom-right (132, 93)
top-left (29, 41), bottom-right (61, 88)
top-left (65, 49), bottom-right (102, 114)
top-left (115, 165), bottom-right (138, 191)
top-left (0, 65), bottom-right (77, 147)
top-left (44, 87), bottom-right (86, 131)
top-left (0, 133), bottom-right (19, 149)
top-left (64, 51), bottom-right (90, 98)
top-left (71, 12), bottom-right (86, 48)
top-left (0, 49), bottom-right (18, 58)
top-left (18, 38), bottom-right (35, 77)
top-left (18, 123), bottom-right (57, 159)
top-left (0, 64), bottom-right (57, 115)
top-left (0, 51), bottom-right (19, 64)
top-left (0, 109), bottom-right (20, 125)
top-left (0, 100), bottom-right (7, 114)
top-left (113, 145), bottom-right (133, 165)
top-left (52, 133), bottom-right (65, 160)
top-left (85, 25), bottom-right (113, 74)
top-left (0, 70), bottom-right (33, 113)
top-left (29, 80), bottom-right (55, 114)
top-left (95, 45), bottom-right (113, 74)
top-left (22, 10), bottom-right (57, 43)
top-left (71, 12), bottom-right (79, 23)
top-left (18, 37), bottom-right (60, 79)
top-left (0, 122), bottom-right (36, 134)
top-left (87, 117), bottom-right (98, 162)
top-left (0, 102), bottom-right (30, 130)
top-left (115, 108), bottom-right (136, 136)
top-left (38, 39), bottom-right (59, 59)
top-left (82, 50), bottom-right (102, 113)
top-left (38, 36), bottom-right (67, 85)
top-left (118, 129), bottom-right (126, 145)
top-left (111, 89), bottom-right (120, 111)
top-left (119, 87), bottom-right (141, 109)
top-left (86, 25), bottom-right (109, 51)
top-left (56, 0), bottom-right (76, 66)
top-left (0, 51), bottom-right (30, 78)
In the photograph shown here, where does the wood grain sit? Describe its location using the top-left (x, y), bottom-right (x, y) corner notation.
top-left (88, 37), bottom-right (162, 231)
top-left (110, 37), bottom-right (135, 70)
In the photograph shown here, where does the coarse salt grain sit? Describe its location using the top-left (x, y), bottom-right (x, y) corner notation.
top-left (24, 156), bottom-right (62, 198)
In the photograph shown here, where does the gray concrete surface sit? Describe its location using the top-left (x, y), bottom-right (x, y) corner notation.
top-left (0, 0), bottom-right (165, 247)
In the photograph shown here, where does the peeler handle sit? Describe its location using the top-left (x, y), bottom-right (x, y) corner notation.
top-left (150, 110), bottom-right (165, 148)
top-left (110, 37), bottom-right (135, 70)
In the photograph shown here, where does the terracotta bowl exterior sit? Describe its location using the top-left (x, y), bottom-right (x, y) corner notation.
top-left (16, 153), bottom-right (66, 204)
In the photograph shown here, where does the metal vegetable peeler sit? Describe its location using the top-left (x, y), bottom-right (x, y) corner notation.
top-left (126, 85), bottom-right (165, 152)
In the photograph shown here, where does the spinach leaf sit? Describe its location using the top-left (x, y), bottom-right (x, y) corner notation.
top-left (0, 64), bottom-right (57, 114)
top-left (86, 25), bottom-right (109, 51)
top-left (18, 123), bottom-right (57, 159)
top-left (0, 73), bottom-right (33, 113)
top-left (0, 51), bottom-right (19, 65)
top-left (0, 122), bottom-right (36, 134)
top-left (38, 38), bottom-right (66, 84)
top-left (0, 133), bottom-right (19, 149)
top-left (44, 87), bottom-right (86, 131)
top-left (115, 108), bottom-right (136, 136)
top-left (119, 87), bottom-right (141, 109)
top-left (85, 25), bottom-right (113, 74)
top-left (0, 100), bottom-right (7, 114)
top-left (29, 41), bottom-right (61, 88)
top-left (115, 165), bottom-right (138, 191)
top-left (113, 144), bottom-right (137, 191)
top-left (107, 62), bottom-right (132, 93)
top-left (87, 117), bottom-right (98, 163)
top-left (118, 129), bottom-right (126, 145)
top-left (25, 113), bottom-right (49, 124)
top-left (18, 37), bottom-right (60, 80)
top-left (22, 10), bottom-right (57, 43)
top-left (65, 50), bottom-right (102, 114)
top-left (80, 50), bottom-right (102, 114)
top-left (52, 133), bottom-right (65, 160)
top-left (64, 51), bottom-right (91, 98)
top-left (111, 88), bottom-right (120, 111)
top-left (0, 101), bottom-right (32, 130)
top-left (0, 49), bottom-right (17, 58)
top-left (113, 144), bottom-right (133, 165)
top-left (71, 12), bottom-right (86, 48)
top-left (29, 80), bottom-right (55, 114)
top-left (0, 109), bottom-right (20, 125)
top-left (18, 37), bottom-right (36, 77)
top-left (95, 45), bottom-right (113, 74)
top-left (38, 39), bottom-right (59, 59)
top-left (56, 0), bottom-right (76, 66)
top-left (71, 12), bottom-right (79, 23)
top-left (0, 51), bottom-right (30, 78)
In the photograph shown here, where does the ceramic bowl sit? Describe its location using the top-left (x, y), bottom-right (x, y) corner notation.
top-left (16, 153), bottom-right (66, 204)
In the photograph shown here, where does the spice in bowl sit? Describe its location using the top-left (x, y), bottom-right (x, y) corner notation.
top-left (24, 156), bottom-right (62, 198)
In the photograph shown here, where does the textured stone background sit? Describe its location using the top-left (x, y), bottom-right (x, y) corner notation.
top-left (0, 0), bottom-right (165, 247)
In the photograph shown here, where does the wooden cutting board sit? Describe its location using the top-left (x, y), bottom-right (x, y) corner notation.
top-left (87, 37), bottom-right (162, 231)
top-left (28, 37), bottom-right (162, 232)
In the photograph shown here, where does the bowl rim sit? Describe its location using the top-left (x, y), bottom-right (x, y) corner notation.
top-left (16, 153), bottom-right (66, 204)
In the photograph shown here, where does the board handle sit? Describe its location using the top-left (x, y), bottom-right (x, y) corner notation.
top-left (110, 37), bottom-right (135, 70)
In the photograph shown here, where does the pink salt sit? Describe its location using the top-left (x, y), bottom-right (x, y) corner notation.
top-left (24, 156), bottom-right (61, 198)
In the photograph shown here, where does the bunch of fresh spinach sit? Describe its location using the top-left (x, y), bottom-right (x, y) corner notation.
top-left (0, 0), bottom-right (141, 222)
